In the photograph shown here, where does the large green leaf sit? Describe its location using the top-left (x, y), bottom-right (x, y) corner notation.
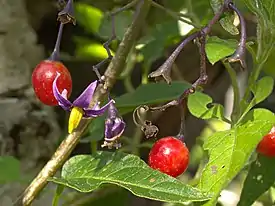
top-left (198, 109), bottom-right (275, 205)
top-left (49, 152), bottom-right (211, 203)
top-left (0, 156), bottom-right (20, 183)
top-left (210, 0), bottom-right (239, 35)
top-left (242, 0), bottom-right (275, 63)
top-left (238, 154), bottom-right (275, 206)
top-left (187, 91), bottom-right (227, 122)
top-left (115, 81), bottom-right (191, 112)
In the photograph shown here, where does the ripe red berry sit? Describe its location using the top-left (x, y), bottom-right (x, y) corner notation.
top-left (148, 136), bottom-right (189, 177)
top-left (32, 60), bottom-right (72, 106)
top-left (256, 126), bottom-right (275, 157)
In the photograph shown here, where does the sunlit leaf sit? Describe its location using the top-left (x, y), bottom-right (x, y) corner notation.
top-left (187, 91), bottom-right (227, 121)
top-left (198, 109), bottom-right (275, 205)
top-left (75, 3), bottom-right (103, 34)
top-left (49, 152), bottom-right (211, 203)
top-left (205, 37), bottom-right (237, 64)
top-left (74, 37), bottom-right (114, 60)
top-left (205, 36), bottom-right (254, 64)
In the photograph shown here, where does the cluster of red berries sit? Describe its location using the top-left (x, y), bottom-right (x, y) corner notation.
top-left (32, 60), bottom-right (72, 106)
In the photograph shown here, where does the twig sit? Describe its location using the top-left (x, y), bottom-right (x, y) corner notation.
top-left (21, 1), bottom-right (150, 205)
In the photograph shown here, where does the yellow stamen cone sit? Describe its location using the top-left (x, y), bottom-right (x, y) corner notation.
top-left (68, 107), bottom-right (84, 133)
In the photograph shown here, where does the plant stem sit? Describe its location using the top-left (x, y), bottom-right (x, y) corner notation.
top-left (223, 61), bottom-right (240, 126)
top-left (132, 106), bottom-right (148, 155)
top-left (21, 1), bottom-right (151, 205)
top-left (90, 141), bottom-right (97, 154)
top-left (52, 185), bottom-right (64, 206)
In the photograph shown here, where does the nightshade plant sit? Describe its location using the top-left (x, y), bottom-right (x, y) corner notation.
top-left (20, 0), bottom-right (275, 205)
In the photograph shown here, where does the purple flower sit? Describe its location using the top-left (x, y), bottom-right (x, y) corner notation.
top-left (101, 100), bottom-right (126, 149)
top-left (53, 72), bottom-right (114, 133)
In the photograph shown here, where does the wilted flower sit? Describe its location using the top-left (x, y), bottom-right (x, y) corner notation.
top-left (53, 72), bottom-right (113, 133)
top-left (57, 0), bottom-right (76, 25)
top-left (101, 100), bottom-right (126, 149)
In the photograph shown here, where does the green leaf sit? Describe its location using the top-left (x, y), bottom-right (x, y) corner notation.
top-left (79, 187), bottom-right (129, 206)
top-left (238, 154), bottom-right (275, 206)
top-left (115, 81), bottom-right (191, 112)
top-left (198, 109), bottom-right (275, 205)
top-left (205, 36), bottom-right (254, 65)
top-left (0, 156), bottom-right (20, 183)
top-left (74, 38), bottom-right (114, 60)
top-left (187, 91), bottom-right (226, 121)
top-left (75, 3), bottom-right (103, 34)
top-left (205, 37), bottom-right (237, 64)
top-left (242, 0), bottom-right (275, 63)
top-left (210, 0), bottom-right (239, 35)
top-left (98, 11), bottom-right (133, 41)
top-left (251, 76), bottom-right (274, 104)
top-left (81, 115), bottom-right (106, 143)
top-left (139, 20), bottom-right (180, 65)
top-left (239, 76), bottom-right (274, 123)
top-left (49, 152), bottom-right (211, 203)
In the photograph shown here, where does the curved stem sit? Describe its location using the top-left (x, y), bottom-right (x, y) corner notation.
top-left (52, 185), bottom-right (64, 206)
top-left (223, 61), bottom-right (240, 125)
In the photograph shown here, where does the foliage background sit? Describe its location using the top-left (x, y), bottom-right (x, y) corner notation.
top-left (1, 0), bottom-right (275, 205)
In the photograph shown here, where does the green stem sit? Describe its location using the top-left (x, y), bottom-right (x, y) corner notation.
top-left (90, 141), bottom-right (97, 154)
top-left (22, 1), bottom-right (151, 205)
top-left (52, 185), bottom-right (64, 206)
top-left (223, 61), bottom-right (240, 126)
top-left (132, 122), bottom-right (144, 156)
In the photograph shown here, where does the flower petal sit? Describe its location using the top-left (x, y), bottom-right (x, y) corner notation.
top-left (105, 118), bottom-right (125, 140)
top-left (84, 99), bottom-right (114, 117)
top-left (68, 107), bottom-right (84, 133)
top-left (53, 72), bottom-right (72, 110)
top-left (73, 81), bottom-right (98, 108)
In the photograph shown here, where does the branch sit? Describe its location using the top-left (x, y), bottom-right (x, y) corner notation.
top-left (21, 1), bottom-right (150, 205)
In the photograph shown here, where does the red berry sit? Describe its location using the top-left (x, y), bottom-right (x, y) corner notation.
top-left (256, 126), bottom-right (275, 157)
top-left (148, 136), bottom-right (189, 177)
top-left (32, 60), bottom-right (72, 106)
